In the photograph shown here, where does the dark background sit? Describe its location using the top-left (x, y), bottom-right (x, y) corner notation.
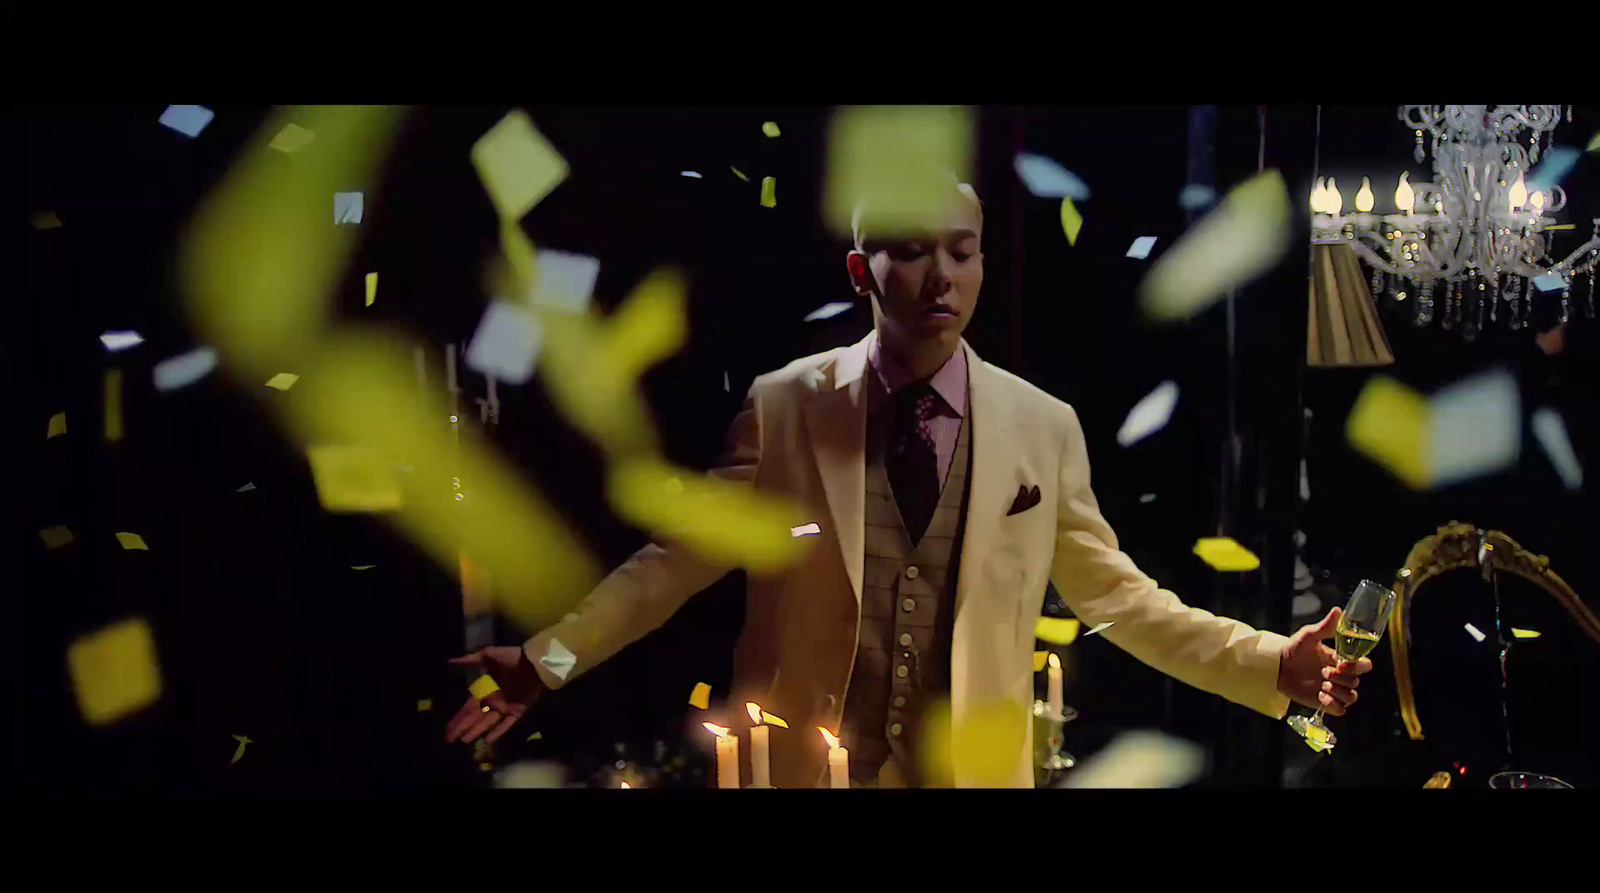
top-left (6, 104), bottom-right (1597, 792)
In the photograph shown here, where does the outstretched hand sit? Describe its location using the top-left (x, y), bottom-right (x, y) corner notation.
top-left (444, 646), bottom-right (546, 745)
top-left (1276, 607), bottom-right (1371, 716)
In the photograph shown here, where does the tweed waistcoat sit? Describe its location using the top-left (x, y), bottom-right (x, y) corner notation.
top-left (838, 398), bottom-right (971, 786)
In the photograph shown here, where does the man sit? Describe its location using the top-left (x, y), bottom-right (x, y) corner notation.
top-left (446, 180), bottom-right (1369, 788)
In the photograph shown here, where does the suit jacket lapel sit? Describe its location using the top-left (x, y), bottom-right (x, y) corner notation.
top-left (804, 334), bottom-right (872, 606)
top-left (954, 341), bottom-right (1019, 624)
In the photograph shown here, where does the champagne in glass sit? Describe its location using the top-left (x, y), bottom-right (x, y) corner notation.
top-left (1286, 579), bottom-right (1396, 753)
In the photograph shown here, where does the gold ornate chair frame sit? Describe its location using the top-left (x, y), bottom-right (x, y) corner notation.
top-left (1389, 521), bottom-right (1600, 740)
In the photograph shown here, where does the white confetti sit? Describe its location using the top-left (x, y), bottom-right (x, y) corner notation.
top-left (1126, 236), bottom-right (1158, 260)
top-left (1140, 171), bottom-right (1291, 322)
top-left (153, 347), bottom-right (218, 392)
top-left (532, 249), bottom-right (600, 313)
top-left (495, 761), bottom-right (567, 789)
top-left (1429, 369), bottom-right (1520, 488)
top-left (1013, 153), bottom-right (1091, 200)
top-left (1084, 622), bottom-right (1115, 637)
top-left (1531, 272), bottom-right (1568, 293)
top-left (1465, 623), bottom-right (1486, 643)
top-left (1178, 184), bottom-right (1216, 211)
top-left (681, 171), bottom-right (703, 178)
top-left (237, 482), bottom-right (256, 492)
top-left (790, 522), bottom-right (821, 537)
top-left (100, 331), bottom-right (144, 352)
top-left (1526, 146), bottom-right (1582, 194)
top-left (334, 192), bottom-right (364, 225)
top-left (538, 638), bottom-right (577, 680)
top-left (465, 301), bottom-right (544, 385)
top-left (159, 105), bottom-right (215, 138)
top-left (804, 301), bottom-right (854, 322)
top-left (1532, 407), bottom-right (1583, 490)
top-left (1064, 730), bottom-right (1205, 789)
top-left (723, 370), bottom-right (731, 393)
top-left (1138, 493), bottom-right (1157, 503)
top-left (1116, 381), bottom-right (1179, 447)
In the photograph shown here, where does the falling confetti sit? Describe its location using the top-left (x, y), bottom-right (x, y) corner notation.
top-left (230, 734), bottom-right (253, 764)
top-left (365, 271), bottom-right (378, 307)
top-left (465, 301), bottom-right (543, 385)
top-left (351, 565), bottom-right (376, 570)
top-left (790, 522), bottom-right (821, 537)
top-left (532, 249), bottom-right (600, 313)
top-left (268, 123), bottom-right (315, 154)
top-left (1059, 198), bottom-right (1083, 246)
top-left (1013, 153), bottom-right (1090, 200)
top-left (1465, 623), bottom-right (1486, 643)
top-left (68, 617), bottom-right (162, 726)
top-left (159, 104), bottom-right (214, 138)
top-left (100, 331), bottom-right (144, 352)
top-left (527, 731), bottom-right (542, 741)
top-left (32, 211), bottom-right (64, 230)
top-left (1139, 170), bottom-right (1292, 322)
top-left (804, 301), bottom-right (854, 322)
top-left (333, 191), bottom-right (364, 225)
top-left (417, 699), bottom-right (433, 711)
top-left (47, 412), bottom-right (67, 438)
top-left (306, 444), bottom-right (403, 513)
top-left (762, 121), bottom-right (781, 138)
top-left (496, 761), bottom-right (565, 789)
top-left (537, 638), bottom-right (577, 680)
top-left (1139, 493), bottom-right (1157, 503)
top-left (1510, 628), bottom-right (1541, 639)
top-left (760, 710), bottom-right (789, 728)
top-left (1532, 407), bottom-right (1583, 490)
top-left (1177, 184), bottom-right (1217, 211)
top-left (723, 371), bottom-right (731, 392)
top-left (760, 176), bottom-right (777, 208)
top-left (919, 699), bottom-right (1028, 788)
top-left (1032, 651), bottom-right (1049, 672)
top-left (1427, 369), bottom-right (1520, 489)
top-left (825, 105), bottom-right (974, 238)
top-left (731, 166), bottom-right (749, 182)
top-left (1116, 380), bottom-right (1178, 447)
top-left (1525, 145), bottom-right (1582, 195)
top-left (1084, 622), bottom-right (1115, 638)
top-left (608, 455), bottom-right (808, 571)
top-left (1531, 272), bottom-right (1568, 293)
top-left (103, 369), bottom-right (123, 442)
top-left (1345, 376), bottom-right (1431, 489)
top-left (153, 347), bottom-right (218, 391)
top-left (1035, 617), bottom-right (1081, 646)
top-left (681, 171), bottom-right (703, 178)
top-left (236, 482), bottom-right (256, 492)
top-left (1192, 537), bottom-right (1260, 572)
top-left (1125, 236), bottom-right (1158, 260)
top-left (40, 526), bottom-right (75, 549)
top-left (116, 532), bottom-right (149, 551)
top-left (265, 373), bottom-right (300, 391)
top-left (1588, 131), bottom-right (1600, 153)
top-left (471, 110), bottom-right (569, 223)
top-left (688, 682), bottom-right (712, 709)
top-left (1064, 730), bottom-right (1206, 788)
top-left (468, 674), bottom-right (501, 700)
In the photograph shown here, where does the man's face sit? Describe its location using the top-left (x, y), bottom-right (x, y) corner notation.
top-left (847, 198), bottom-right (983, 352)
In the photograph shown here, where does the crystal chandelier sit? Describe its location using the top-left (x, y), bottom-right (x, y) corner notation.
top-left (1310, 105), bottom-right (1598, 339)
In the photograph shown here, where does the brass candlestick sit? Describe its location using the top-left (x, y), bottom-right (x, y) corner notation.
top-left (1032, 699), bottom-right (1078, 787)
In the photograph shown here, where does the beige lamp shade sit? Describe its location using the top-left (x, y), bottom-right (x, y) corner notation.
top-left (1308, 242), bottom-right (1395, 368)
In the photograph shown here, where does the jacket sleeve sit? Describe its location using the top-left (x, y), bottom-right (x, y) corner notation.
top-left (522, 386), bottom-right (763, 690)
top-left (1046, 404), bottom-right (1291, 720)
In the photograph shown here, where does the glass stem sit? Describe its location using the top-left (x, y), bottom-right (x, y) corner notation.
top-left (1311, 707), bottom-right (1327, 726)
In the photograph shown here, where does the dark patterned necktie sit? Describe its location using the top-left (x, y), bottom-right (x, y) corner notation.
top-left (889, 382), bottom-right (941, 544)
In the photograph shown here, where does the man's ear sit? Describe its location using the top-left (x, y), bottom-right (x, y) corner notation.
top-left (846, 250), bottom-right (876, 298)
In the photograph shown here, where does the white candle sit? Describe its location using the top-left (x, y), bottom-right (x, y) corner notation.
top-left (1047, 652), bottom-right (1064, 718)
top-left (704, 723), bottom-right (740, 789)
top-left (747, 701), bottom-right (771, 787)
top-left (819, 727), bottom-right (849, 789)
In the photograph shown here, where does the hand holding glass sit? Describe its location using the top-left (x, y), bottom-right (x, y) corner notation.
top-left (1286, 579), bottom-right (1396, 752)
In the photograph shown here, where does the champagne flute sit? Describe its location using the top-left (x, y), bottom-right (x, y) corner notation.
top-left (1286, 579), bottom-right (1396, 753)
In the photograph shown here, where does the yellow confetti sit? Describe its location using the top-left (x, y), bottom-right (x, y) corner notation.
top-left (68, 617), bottom-right (162, 726)
top-left (47, 412), bottom-right (67, 438)
top-left (527, 731), bottom-right (543, 741)
top-left (365, 271), bottom-right (378, 306)
top-left (825, 105), bottom-right (974, 238)
top-left (40, 526), bottom-right (75, 549)
top-left (1035, 618), bottom-right (1081, 646)
top-left (1588, 131), bottom-right (1600, 153)
top-left (608, 454), bottom-right (807, 571)
top-left (1060, 198), bottom-right (1083, 246)
top-left (417, 699), bottom-right (433, 711)
top-left (1032, 651), bottom-right (1049, 672)
top-left (1192, 537), bottom-right (1260, 572)
top-left (1345, 376), bottom-right (1431, 489)
top-left (116, 532), bottom-right (149, 551)
top-left (760, 176), bottom-right (776, 208)
top-left (1543, 224), bottom-right (1576, 231)
top-left (1139, 170), bottom-right (1292, 322)
top-left (1305, 723), bottom-right (1330, 745)
top-left (104, 369), bottom-right (123, 443)
top-left (265, 373), bottom-right (300, 391)
top-left (1510, 628), bottom-right (1542, 639)
top-left (469, 674), bottom-right (501, 700)
top-left (919, 699), bottom-right (1028, 788)
top-left (352, 565), bottom-right (376, 570)
top-left (688, 682), bottom-right (712, 709)
top-left (32, 210), bottom-right (64, 229)
top-left (761, 711), bottom-right (789, 729)
top-left (268, 122), bottom-right (316, 154)
top-left (306, 444), bottom-right (403, 513)
top-left (471, 110), bottom-right (569, 222)
top-left (762, 121), bottom-right (781, 138)
top-left (230, 734), bottom-right (253, 764)
top-left (731, 166), bottom-right (750, 182)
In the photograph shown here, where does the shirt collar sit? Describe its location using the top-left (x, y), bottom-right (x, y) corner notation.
top-left (866, 329), bottom-right (968, 418)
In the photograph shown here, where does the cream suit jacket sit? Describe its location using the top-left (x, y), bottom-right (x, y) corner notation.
top-left (522, 332), bottom-right (1292, 788)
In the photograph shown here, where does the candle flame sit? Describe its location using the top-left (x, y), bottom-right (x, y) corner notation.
top-left (746, 702), bottom-right (762, 724)
top-left (703, 722), bottom-right (731, 738)
top-left (818, 727), bottom-right (840, 749)
top-left (1048, 652), bottom-right (1062, 670)
top-left (620, 781), bottom-right (632, 788)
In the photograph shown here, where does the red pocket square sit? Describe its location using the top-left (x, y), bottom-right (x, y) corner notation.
top-left (1006, 484), bottom-right (1041, 516)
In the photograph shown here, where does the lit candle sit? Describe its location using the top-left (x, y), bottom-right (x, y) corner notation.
top-left (620, 781), bottom-right (632, 789)
top-left (819, 727), bottom-right (849, 789)
top-left (746, 702), bottom-right (771, 788)
top-left (704, 722), bottom-right (740, 789)
top-left (1047, 652), bottom-right (1064, 718)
